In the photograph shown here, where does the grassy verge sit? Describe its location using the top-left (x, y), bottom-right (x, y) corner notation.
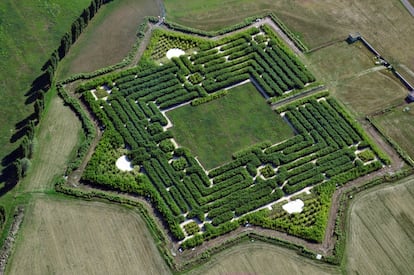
top-left (21, 90), bottom-right (83, 192)
top-left (167, 83), bottom-right (294, 170)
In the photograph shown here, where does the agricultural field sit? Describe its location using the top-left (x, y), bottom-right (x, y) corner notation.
top-left (79, 25), bottom-right (387, 249)
top-left (6, 197), bottom-right (170, 275)
top-left (0, 0), bottom-right (90, 173)
top-left (168, 83), bottom-right (295, 169)
top-left (346, 176), bottom-right (414, 274)
top-left (165, 0), bottom-right (414, 72)
top-left (308, 41), bottom-right (408, 118)
top-left (372, 106), bottom-right (414, 160)
top-left (57, 0), bottom-right (159, 78)
top-left (190, 241), bottom-right (340, 275)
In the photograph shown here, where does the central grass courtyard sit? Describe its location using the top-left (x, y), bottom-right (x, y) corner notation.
top-left (167, 83), bottom-right (295, 170)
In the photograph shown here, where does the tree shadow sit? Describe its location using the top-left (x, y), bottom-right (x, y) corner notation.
top-left (1, 147), bottom-right (22, 168)
top-left (14, 113), bottom-right (36, 131)
top-left (24, 71), bottom-right (50, 105)
top-left (0, 164), bottom-right (18, 197)
top-left (10, 113), bottom-right (36, 143)
top-left (9, 127), bottom-right (28, 144)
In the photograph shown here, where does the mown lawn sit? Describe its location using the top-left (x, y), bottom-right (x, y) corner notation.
top-left (167, 83), bottom-right (294, 170)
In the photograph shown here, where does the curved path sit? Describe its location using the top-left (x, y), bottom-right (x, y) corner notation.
top-left (401, 0), bottom-right (414, 16)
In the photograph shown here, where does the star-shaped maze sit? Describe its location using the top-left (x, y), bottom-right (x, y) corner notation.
top-left (81, 25), bottom-right (387, 248)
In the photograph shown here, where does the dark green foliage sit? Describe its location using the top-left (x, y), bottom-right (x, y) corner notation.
top-left (172, 157), bottom-right (187, 171)
top-left (188, 72), bottom-right (203, 84)
top-left (159, 139), bottom-right (175, 153)
top-left (357, 149), bottom-right (376, 162)
top-left (183, 221), bottom-right (200, 235)
top-left (260, 164), bottom-right (275, 178)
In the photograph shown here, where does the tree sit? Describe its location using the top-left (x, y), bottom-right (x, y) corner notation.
top-left (20, 158), bottom-right (31, 177)
top-left (58, 32), bottom-right (71, 59)
top-left (45, 65), bottom-right (54, 88)
top-left (14, 160), bottom-right (22, 181)
top-left (26, 120), bottom-right (36, 140)
top-left (71, 19), bottom-right (81, 43)
top-left (20, 136), bottom-right (30, 158)
top-left (82, 8), bottom-right (90, 23)
top-left (89, 1), bottom-right (97, 16)
top-left (50, 50), bottom-right (59, 72)
top-left (34, 98), bottom-right (45, 121)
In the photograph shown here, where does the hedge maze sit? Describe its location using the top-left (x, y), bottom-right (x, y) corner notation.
top-left (79, 25), bottom-right (387, 248)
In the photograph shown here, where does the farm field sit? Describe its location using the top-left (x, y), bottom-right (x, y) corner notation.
top-left (22, 95), bottom-right (83, 192)
top-left (332, 72), bottom-right (407, 118)
top-left (189, 241), bottom-right (340, 275)
top-left (57, 0), bottom-right (160, 78)
top-left (0, 0), bottom-right (90, 173)
top-left (165, 0), bottom-right (414, 71)
top-left (308, 41), bottom-right (374, 83)
top-left (345, 176), bottom-right (414, 274)
top-left (167, 83), bottom-right (295, 169)
top-left (308, 41), bottom-right (408, 118)
top-left (372, 106), bottom-right (414, 160)
top-left (6, 197), bottom-right (171, 275)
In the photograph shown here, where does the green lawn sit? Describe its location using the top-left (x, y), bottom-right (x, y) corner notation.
top-left (167, 83), bottom-right (294, 170)
top-left (0, 0), bottom-right (90, 173)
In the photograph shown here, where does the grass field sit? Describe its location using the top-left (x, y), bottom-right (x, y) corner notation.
top-left (308, 41), bottom-right (408, 118)
top-left (372, 106), bottom-right (414, 159)
top-left (165, 0), bottom-right (414, 71)
top-left (58, 0), bottom-right (159, 79)
top-left (333, 71), bottom-right (407, 117)
top-left (308, 41), bottom-right (374, 83)
top-left (167, 83), bottom-right (294, 170)
top-left (189, 241), bottom-right (340, 275)
top-left (0, 0), bottom-right (90, 173)
top-left (7, 197), bottom-right (170, 275)
top-left (22, 95), bottom-right (82, 192)
top-left (345, 176), bottom-right (414, 274)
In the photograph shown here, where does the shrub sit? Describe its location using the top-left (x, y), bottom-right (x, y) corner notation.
top-left (184, 221), bottom-right (200, 235)
top-left (188, 73), bottom-right (203, 84)
top-left (159, 139), bottom-right (175, 153)
top-left (357, 149), bottom-right (375, 162)
top-left (260, 164), bottom-right (275, 178)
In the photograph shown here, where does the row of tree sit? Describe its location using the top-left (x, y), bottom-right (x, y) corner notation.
top-left (12, 0), bottom-right (111, 183)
